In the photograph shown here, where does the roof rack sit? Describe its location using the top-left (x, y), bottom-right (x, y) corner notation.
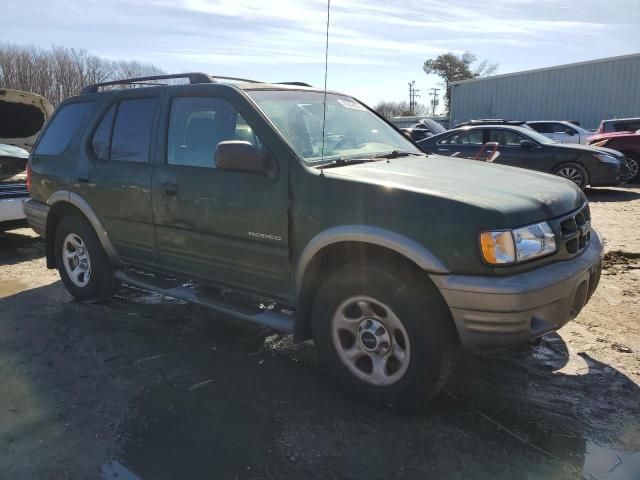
top-left (278, 82), bottom-right (313, 87)
top-left (80, 72), bottom-right (263, 94)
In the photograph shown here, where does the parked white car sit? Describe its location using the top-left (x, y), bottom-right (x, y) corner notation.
top-left (0, 89), bottom-right (52, 231)
top-left (526, 121), bottom-right (593, 145)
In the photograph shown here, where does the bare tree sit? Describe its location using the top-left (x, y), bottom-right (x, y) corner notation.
top-left (0, 43), bottom-right (167, 105)
top-left (374, 100), bottom-right (428, 119)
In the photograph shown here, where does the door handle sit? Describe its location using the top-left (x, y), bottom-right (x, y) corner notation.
top-left (437, 148), bottom-right (450, 152)
top-left (162, 183), bottom-right (178, 196)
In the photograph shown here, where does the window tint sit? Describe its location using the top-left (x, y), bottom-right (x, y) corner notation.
top-left (529, 123), bottom-right (552, 134)
top-left (91, 104), bottom-right (116, 161)
top-left (34, 102), bottom-right (93, 156)
top-left (552, 123), bottom-right (574, 133)
top-left (614, 120), bottom-right (640, 132)
top-left (111, 98), bottom-right (158, 163)
top-left (488, 129), bottom-right (526, 146)
top-left (167, 97), bottom-right (262, 168)
top-left (439, 129), bottom-right (483, 145)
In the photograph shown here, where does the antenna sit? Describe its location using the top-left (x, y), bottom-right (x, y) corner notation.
top-left (320, 0), bottom-right (331, 161)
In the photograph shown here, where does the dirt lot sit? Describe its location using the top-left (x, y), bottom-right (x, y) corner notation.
top-left (1, 186), bottom-right (639, 480)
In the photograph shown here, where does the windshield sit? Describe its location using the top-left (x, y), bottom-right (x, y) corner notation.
top-left (247, 90), bottom-right (421, 164)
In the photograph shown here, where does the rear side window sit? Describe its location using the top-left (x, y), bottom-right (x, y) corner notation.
top-left (110, 98), bottom-right (158, 162)
top-left (34, 102), bottom-right (93, 156)
top-left (91, 105), bottom-right (116, 161)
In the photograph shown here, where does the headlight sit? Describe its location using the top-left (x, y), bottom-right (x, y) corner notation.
top-left (480, 222), bottom-right (556, 265)
top-left (593, 153), bottom-right (620, 165)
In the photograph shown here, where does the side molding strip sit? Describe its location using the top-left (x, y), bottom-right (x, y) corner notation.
top-left (47, 190), bottom-right (120, 264)
top-left (295, 225), bottom-right (449, 294)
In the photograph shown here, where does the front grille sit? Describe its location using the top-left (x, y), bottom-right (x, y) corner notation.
top-left (558, 204), bottom-right (591, 257)
top-left (0, 183), bottom-right (29, 199)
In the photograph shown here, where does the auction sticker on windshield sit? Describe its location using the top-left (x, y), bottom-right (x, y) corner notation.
top-left (337, 99), bottom-right (367, 111)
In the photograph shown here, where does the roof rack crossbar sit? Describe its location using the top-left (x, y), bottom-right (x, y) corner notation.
top-left (208, 75), bottom-right (262, 84)
top-left (80, 72), bottom-right (215, 94)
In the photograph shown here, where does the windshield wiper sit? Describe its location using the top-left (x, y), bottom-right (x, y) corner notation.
top-left (374, 150), bottom-right (425, 159)
top-left (316, 157), bottom-right (378, 169)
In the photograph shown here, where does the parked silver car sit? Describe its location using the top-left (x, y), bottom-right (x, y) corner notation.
top-left (526, 121), bottom-right (594, 145)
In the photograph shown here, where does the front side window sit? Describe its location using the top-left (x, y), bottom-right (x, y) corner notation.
top-left (34, 102), bottom-right (93, 156)
top-left (247, 90), bottom-right (420, 164)
top-left (488, 129), bottom-right (527, 146)
top-left (529, 123), bottom-right (552, 134)
top-left (439, 129), bottom-right (484, 145)
top-left (167, 97), bottom-right (262, 168)
top-left (552, 123), bottom-right (575, 134)
top-left (110, 98), bottom-right (158, 163)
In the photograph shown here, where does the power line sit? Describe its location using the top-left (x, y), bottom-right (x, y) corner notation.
top-left (408, 81), bottom-right (420, 115)
top-left (429, 87), bottom-right (440, 116)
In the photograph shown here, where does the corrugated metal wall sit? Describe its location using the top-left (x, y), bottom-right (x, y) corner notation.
top-left (449, 54), bottom-right (640, 129)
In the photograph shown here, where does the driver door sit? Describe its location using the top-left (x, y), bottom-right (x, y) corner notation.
top-left (151, 91), bottom-right (290, 297)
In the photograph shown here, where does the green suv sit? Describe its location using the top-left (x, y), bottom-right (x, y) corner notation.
top-left (24, 73), bottom-right (603, 409)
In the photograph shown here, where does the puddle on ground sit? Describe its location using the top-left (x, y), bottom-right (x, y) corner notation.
top-left (584, 442), bottom-right (640, 480)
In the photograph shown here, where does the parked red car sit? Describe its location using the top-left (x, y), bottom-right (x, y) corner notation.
top-left (588, 132), bottom-right (640, 182)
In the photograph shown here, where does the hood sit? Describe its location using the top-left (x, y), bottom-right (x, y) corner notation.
top-left (325, 155), bottom-right (585, 224)
top-left (0, 88), bottom-right (54, 152)
top-left (551, 141), bottom-right (623, 158)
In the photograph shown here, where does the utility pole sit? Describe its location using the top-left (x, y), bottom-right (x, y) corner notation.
top-left (429, 87), bottom-right (440, 116)
top-left (408, 81), bottom-right (420, 115)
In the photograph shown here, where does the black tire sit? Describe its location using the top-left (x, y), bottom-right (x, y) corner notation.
top-left (54, 215), bottom-right (116, 302)
top-left (311, 260), bottom-right (459, 410)
top-left (552, 162), bottom-right (589, 190)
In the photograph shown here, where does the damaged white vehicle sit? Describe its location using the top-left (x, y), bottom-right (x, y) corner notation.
top-left (0, 88), bottom-right (53, 230)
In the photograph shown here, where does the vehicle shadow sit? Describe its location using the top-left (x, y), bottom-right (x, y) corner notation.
top-left (2, 282), bottom-right (639, 479)
top-left (0, 228), bottom-right (44, 267)
top-left (585, 186), bottom-right (640, 202)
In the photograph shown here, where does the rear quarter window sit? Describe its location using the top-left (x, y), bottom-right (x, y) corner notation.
top-left (34, 102), bottom-right (93, 156)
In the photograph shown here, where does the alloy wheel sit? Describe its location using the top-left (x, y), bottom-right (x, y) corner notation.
top-left (622, 157), bottom-right (639, 182)
top-left (62, 233), bottom-right (92, 288)
top-left (331, 296), bottom-right (410, 386)
top-left (556, 167), bottom-right (584, 186)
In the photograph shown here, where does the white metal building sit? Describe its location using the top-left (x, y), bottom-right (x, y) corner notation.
top-left (449, 53), bottom-right (640, 129)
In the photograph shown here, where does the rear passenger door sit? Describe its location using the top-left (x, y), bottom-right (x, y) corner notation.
top-left (74, 92), bottom-right (160, 263)
top-left (151, 90), bottom-right (290, 298)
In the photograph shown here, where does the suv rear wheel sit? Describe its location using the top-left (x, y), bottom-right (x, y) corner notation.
top-left (54, 215), bottom-right (116, 302)
top-left (311, 261), bottom-right (458, 410)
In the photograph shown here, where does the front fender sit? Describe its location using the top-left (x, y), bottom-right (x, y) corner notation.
top-left (294, 225), bottom-right (449, 295)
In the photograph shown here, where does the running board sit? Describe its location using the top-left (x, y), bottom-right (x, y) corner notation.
top-left (114, 270), bottom-right (295, 333)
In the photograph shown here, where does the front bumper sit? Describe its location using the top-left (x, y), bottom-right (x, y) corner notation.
top-left (430, 229), bottom-right (604, 353)
top-left (22, 198), bottom-right (48, 237)
top-left (589, 162), bottom-right (625, 186)
top-left (0, 197), bottom-right (27, 223)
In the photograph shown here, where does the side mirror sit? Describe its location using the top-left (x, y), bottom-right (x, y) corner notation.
top-left (215, 141), bottom-right (267, 173)
top-left (564, 128), bottom-right (576, 136)
top-left (520, 140), bottom-right (535, 149)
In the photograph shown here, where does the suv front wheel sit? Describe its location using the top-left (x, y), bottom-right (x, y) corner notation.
top-left (54, 215), bottom-right (116, 302)
top-left (311, 261), bottom-right (458, 410)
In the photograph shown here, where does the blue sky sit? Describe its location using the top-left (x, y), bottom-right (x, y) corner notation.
top-left (2, 0), bottom-right (639, 111)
